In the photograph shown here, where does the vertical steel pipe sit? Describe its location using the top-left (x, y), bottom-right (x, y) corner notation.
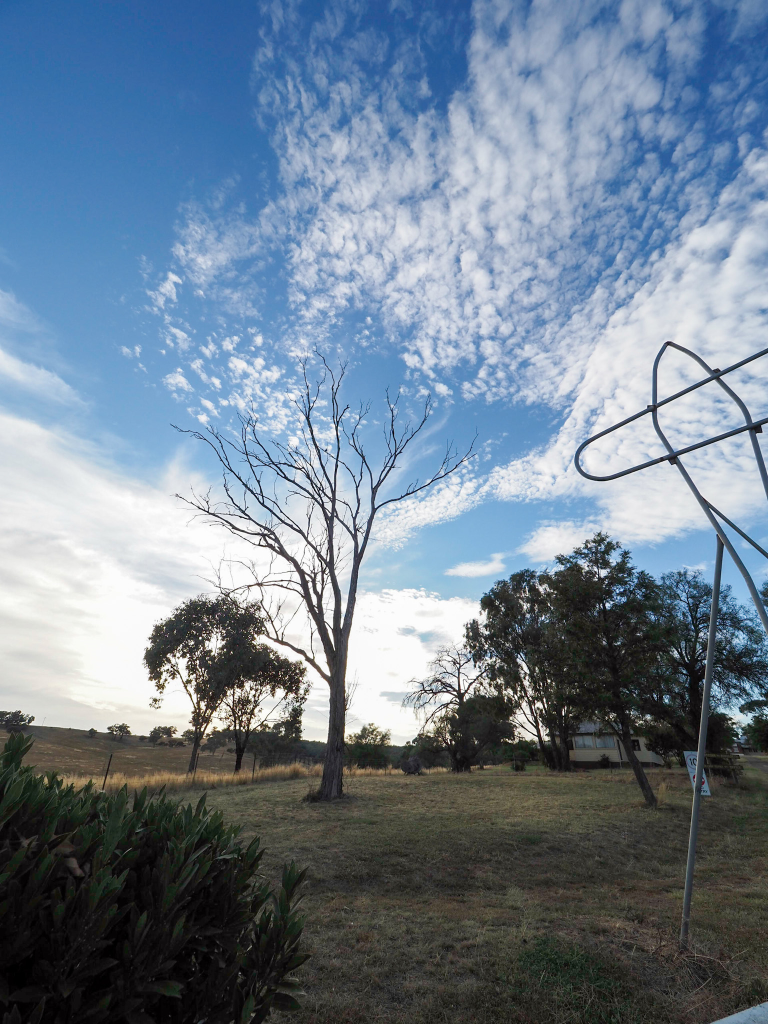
top-left (679, 534), bottom-right (724, 948)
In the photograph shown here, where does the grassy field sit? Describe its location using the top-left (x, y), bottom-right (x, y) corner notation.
top-left (13, 731), bottom-right (768, 1021)
top-left (170, 761), bottom-right (768, 1024)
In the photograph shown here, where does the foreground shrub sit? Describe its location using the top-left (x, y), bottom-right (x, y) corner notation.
top-left (0, 733), bottom-right (308, 1023)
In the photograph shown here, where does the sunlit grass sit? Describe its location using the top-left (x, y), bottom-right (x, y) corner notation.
top-left (62, 761), bottom-right (324, 793)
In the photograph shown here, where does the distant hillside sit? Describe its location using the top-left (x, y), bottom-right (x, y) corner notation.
top-left (1, 726), bottom-right (408, 780)
top-left (6, 725), bottom-right (241, 778)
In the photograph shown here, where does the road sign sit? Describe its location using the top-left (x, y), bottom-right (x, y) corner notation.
top-left (684, 751), bottom-right (711, 796)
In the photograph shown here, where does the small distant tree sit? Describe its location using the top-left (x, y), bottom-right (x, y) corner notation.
top-left (148, 725), bottom-right (177, 745)
top-left (202, 728), bottom-right (230, 755)
top-left (218, 646), bottom-right (308, 772)
top-left (87, 727), bottom-right (98, 739)
top-left (107, 723), bottom-right (131, 742)
top-left (248, 714), bottom-right (305, 764)
top-left (399, 732), bottom-right (448, 769)
top-left (404, 646), bottom-right (515, 772)
top-left (144, 595), bottom-right (266, 772)
top-left (346, 723), bottom-right (391, 768)
top-left (0, 711), bottom-right (35, 732)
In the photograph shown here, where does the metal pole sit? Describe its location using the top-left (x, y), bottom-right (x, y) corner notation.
top-left (680, 534), bottom-right (724, 948)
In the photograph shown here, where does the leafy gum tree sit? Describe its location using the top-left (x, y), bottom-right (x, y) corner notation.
top-left (346, 723), bottom-right (391, 768)
top-left (653, 569), bottom-right (768, 749)
top-left (548, 534), bottom-right (667, 808)
top-left (218, 646), bottom-right (308, 771)
top-left (404, 646), bottom-right (515, 772)
top-left (144, 595), bottom-right (266, 772)
top-left (467, 569), bottom-right (583, 770)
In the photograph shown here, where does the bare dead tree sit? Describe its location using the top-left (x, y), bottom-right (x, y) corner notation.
top-left (403, 645), bottom-right (515, 771)
top-left (176, 357), bottom-right (474, 799)
top-left (403, 646), bottom-right (483, 729)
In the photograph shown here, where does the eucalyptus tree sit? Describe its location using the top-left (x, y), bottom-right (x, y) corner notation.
top-left (178, 358), bottom-right (473, 799)
top-left (218, 646), bottom-right (308, 772)
top-left (653, 569), bottom-right (768, 750)
top-left (144, 594), bottom-right (266, 772)
top-left (467, 569), bottom-right (583, 770)
top-left (547, 534), bottom-right (668, 808)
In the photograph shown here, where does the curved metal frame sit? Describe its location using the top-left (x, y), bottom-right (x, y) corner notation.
top-left (573, 340), bottom-right (768, 948)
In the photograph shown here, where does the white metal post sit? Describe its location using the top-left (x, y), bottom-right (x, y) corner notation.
top-left (679, 534), bottom-right (724, 948)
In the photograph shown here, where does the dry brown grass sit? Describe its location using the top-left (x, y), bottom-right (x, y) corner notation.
top-left (62, 762), bottom-right (324, 793)
top-left (18, 725), bottom-right (245, 778)
top-left (181, 760), bottom-right (768, 1024)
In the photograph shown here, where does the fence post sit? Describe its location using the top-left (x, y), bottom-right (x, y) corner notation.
top-left (101, 753), bottom-right (113, 791)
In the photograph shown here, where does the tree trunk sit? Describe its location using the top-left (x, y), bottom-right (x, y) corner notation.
top-left (234, 740), bottom-right (244, 772)
top-left (557, 725), bottom-right (572, 772)
top-left (318, 668), bottom-right (346, 799)
top-left (187, 737), bottom-right (200, 774)
top-left (527, 702), bottom-right (553, 768)
top-left (618, 723), bottom-right (657, 808)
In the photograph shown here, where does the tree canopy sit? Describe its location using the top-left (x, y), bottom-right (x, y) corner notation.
top-left (218, 645), bottom-right (308, 771)
top-left (144, 594), bottom-right (267, 772)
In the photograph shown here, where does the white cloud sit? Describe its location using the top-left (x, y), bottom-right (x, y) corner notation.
top-left (0, 347), bottom-right (81, 405)
top-left (445, 552), bottom-right (505, 577)
top-left (0, 288), bottom-right (42, 333)
top-left (344, 587), bottom-right (479, 741)
top-left (163, 368), bottom-right (194, 396)
top-left (0, 411), bottom-right (230, 732)
top-left (147, 272), bottom-right (182, 312)
top-left (150, 0), bottom-right (768, 553)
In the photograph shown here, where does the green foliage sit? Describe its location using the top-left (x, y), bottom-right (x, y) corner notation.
top-left (346, 723), bottom-right (391, 768)
top-left (654, 569), bottom-right (768, 749)
top-left (144, 594), bottom-right (268, 771)
top-left (86, 728), bottom-right (97, 739)
top-left (0, 733), bottom-right (308, 1024)
top-left (470, 569), bottom-right (582, 770)
top-left (745, 713), bottom-right (768, 751)
top-left (106, 723), bottom-right (131, 742)
top-left (403, 646), bottom-right (516, 772)
top-left (399, 733), bottom-right (448, 770)
top-left (0, 711), bottom-right (34, 732)
top-left (148, 725), bottom-right (177, 745)
top-left (218, 646), bottom-right (308, 772)
top-left (202, 727), bottom-right (231, 754)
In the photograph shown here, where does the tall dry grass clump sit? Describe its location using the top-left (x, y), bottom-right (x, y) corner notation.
top-left (63, 760), bottom-right (323, 793)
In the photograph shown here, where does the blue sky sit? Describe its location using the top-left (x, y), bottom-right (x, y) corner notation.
top-left (2, 0), bottom-right (768, 742)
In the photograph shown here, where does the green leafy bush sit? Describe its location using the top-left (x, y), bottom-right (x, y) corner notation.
top-left (0, 733), bottom-right (308, 1023)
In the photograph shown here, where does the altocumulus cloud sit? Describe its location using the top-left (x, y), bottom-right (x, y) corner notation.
top-left (147, 0), bottom-right (768, 556)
